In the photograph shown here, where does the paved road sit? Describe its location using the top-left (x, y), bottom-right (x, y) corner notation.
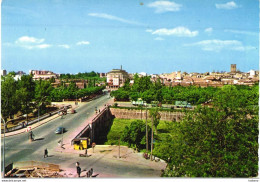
top-left (1, 95), bottom-right (166, 177)
top-left (1, 94), bottom-right (111, 168)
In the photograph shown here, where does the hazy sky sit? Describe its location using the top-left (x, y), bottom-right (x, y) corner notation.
top-left (2, 0), bottom-right (259, 74)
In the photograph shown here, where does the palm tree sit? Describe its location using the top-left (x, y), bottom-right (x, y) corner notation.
top-left (149, 107), bottom-right (161, 160)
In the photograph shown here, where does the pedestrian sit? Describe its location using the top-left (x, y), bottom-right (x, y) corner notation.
top-left (44, 148), bottom-right (48, 158)
top-left (76, 162), bottom-right (81, 177)
top-left (29, 131), bottom-right (34, 141)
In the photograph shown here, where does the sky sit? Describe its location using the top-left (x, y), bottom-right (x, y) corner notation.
top-left (1, 0), bottom-right (259, 74)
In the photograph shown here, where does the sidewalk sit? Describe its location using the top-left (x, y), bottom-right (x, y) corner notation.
top-left (1, 104), bottom-right (80, 138)
top-left (54, 105), bottom-right (108, 154)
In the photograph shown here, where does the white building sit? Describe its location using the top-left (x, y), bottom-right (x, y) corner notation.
top-left (106, 66), bottom-right (129, 89)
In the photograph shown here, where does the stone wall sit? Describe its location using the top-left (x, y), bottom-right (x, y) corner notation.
top-left (110, 108), bottom-right (185, 122)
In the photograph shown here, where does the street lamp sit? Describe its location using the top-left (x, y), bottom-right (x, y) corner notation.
top-left (60, 107), bottom-right (65, 148)
top-left (61, 110), bottom-right (64, 148)
top-left (2, 117), bottom-right (11, 177)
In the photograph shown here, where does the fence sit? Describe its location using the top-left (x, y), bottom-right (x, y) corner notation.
top-left (2, 105), bottom-right (71, 133)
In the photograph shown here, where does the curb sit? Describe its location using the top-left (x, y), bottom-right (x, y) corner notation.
top-left (1, 114), bottom-right (61, 138)
top-left (1, 95), bottom-right (105, 138)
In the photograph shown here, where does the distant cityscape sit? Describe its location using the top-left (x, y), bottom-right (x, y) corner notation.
top-left (1, 64), bottom-right (259, 90)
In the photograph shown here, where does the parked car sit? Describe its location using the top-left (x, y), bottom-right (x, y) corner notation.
top-left (55, 127), bottom-right (66, 134)
top-left (175, 101), bottom-right (192, 108)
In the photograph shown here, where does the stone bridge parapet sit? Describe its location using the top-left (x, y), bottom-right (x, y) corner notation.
top-left (109, 108), bottom-right (185, 122)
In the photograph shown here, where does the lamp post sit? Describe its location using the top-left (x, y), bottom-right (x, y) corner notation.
top-left (61, 107), bottom-right (65, 148)
top-left (2, 117), bottom-right (11, 177)
top-left (61, 114), bottom-right (63, 147)
top-left (151, 116), bottom-right (154, 161)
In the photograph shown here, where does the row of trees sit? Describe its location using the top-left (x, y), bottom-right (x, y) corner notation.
top-left (1, 74), bottom-right (53, 121)
top-left (1, 73), bottom-right (105, 122)
top-left (50, 83), bottom-right (105, 102)
top-left (60, 71), bottom-right (99, 79)
top-left (111, 75), bottom-right (258, 106)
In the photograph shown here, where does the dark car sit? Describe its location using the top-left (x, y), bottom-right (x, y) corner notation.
top-left (55, 127), bottom-right (65, 134)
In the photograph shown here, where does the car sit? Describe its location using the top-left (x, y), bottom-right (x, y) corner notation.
top-left (55, 127), bottom-right (65, 134)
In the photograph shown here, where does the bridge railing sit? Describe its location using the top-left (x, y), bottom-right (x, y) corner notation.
top-left (71, 106), bottom-right (108, 145)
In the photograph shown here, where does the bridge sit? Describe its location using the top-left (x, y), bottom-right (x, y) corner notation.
top-left (71, 106), bottom-right (114, 150)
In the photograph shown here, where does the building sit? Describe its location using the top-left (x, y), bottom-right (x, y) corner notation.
top-left (1, 70), bottom-right (7, 76)
top-left (106, 66), bottom-right (129, 89)
top-left (231, 64), bottom-right (237, 73)
top-left (29, 70), bottom-right (58, 80)
top-left (249, 70), bottom-right (256, 77)
top-left (176, 71), bottom-right (182, 80)
top-left (99, 73), bottom-right (107, 78)
top-left (14, 71), bottom-right (26, 80)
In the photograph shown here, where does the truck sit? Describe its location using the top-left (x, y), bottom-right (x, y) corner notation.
top-left (132, 98), bottom-right (146, 106)
top-left (175, 101), bottom-right (192, 108)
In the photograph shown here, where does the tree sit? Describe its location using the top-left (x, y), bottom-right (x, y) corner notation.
top-left (35, 79), bottom-right (53, 114)
top-left (17, 75), bottom-right (35, 121)
top-left (122, 78), bottom-right (131, 91)
top-left (161, 85), bottom-right (258, 177)
top-left (149, 108), bottom-right (161, 134)
top-left (49, 76), bottom-right (56, 83)
top-left (1, 75), bottom-right (20, 121)
top-left (149, 107), bottom-right (161, 160)
top-left (122, 120), bottom-right (150, 151)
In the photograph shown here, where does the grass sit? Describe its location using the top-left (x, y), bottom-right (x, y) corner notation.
top-left (104, 118), bottom-right (178, 147)
top-left (105, 118), bottom-right (136, 145)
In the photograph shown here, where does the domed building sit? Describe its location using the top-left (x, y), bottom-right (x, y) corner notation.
top-left (106, 66), bottom-right (129, 90)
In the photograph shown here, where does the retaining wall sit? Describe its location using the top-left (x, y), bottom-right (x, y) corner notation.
top-left (110, 108), bottom-right (185, 121)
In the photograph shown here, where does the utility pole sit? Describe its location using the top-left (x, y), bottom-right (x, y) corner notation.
top-left (2, 118), bottom-right (11, 177)
top-left (151, 117), bottom-right (154, 161)
top-left (146, 106), bottom-right (148, 153)
top-left (2, 118), bottom-right (6, 177)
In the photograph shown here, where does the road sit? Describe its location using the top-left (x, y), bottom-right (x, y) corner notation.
top-left (1, 95), bottom-right (166, 177)
top-left (1, 94), bottom-right (111, 168)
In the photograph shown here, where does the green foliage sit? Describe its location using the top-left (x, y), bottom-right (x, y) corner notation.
top-left (8, 71), bottom-right (16, 77)
top-left (110, 87), bottom-right (129, 101)
top-left (35, 79), bottom-right (53, 113)
top-left (149, 107), bottom-right (161, 134)
top-left (122, 120), bottom-right (151, 150)
top-left (50, 85), bottom-right (105, 101)
top-left (161, 106), bottom-right (258, 177)
top-left (113, 103), bottom-right (118, 107)
top-left (1, 75), bottom-right (20, 120)
top-left (108, 84), bottom-right (259, 177)
top-left (111, 76), bottom-right (222, 104)
top-left (1, 72), bottom-right (105, 124)
top-left (60, 71), bottom-right (99, 79)
top-left (17, 75), bottom-right (35, 118)
top-left (158, 85), bottom-right (259, 177)
top-left (105, 119), bottom-right (135, 145)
